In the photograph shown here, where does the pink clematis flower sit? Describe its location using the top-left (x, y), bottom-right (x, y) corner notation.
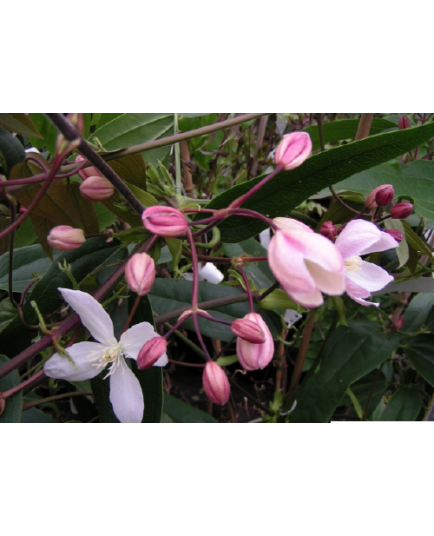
top-left (268, 218), bottom-right (346, 308)
top-left (335, 220), bottom-right (399, 307)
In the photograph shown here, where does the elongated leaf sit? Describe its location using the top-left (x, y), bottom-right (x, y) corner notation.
top-left (21, 408), bottom-right (57, 423)
top-left (380, 278), bottom-right (434, 294)
top-left (149, 279), bottom-right (281, 342)
top-left (379, 387), bottom-right (421, 421)
top-left (65, 183), bottom-right (100, 235)
top-left (109, 154), bottom-right (147, 190)
top-left (0, 113), bottom-right (43, 138)
top-left (0, 204), bottom-right (11, 257)
top-left (304, 118), bottom-right (397, 152)
top-left (164, 394), bottom-right (217, 423)
top-left (0, 354), bottom-right (22, 423)
top-left (204, 122), bottom-right (434, 243)
top-left (0, 244), bottom-right (52, 292)
top-left (289, 321), bottom-right (400, 423)
top-left (405, 335), bottom-right (434, 387)
top-left (0, 126), bottom-right (25, 177)
top-left (0, 299), bottom-right (16, 335)
top-left (28, 114), bottom-right (59, 155)
top-left (91, 371), bottom-right (119, 423)
top-left (92, 114), bottom-right (174, 152)
top-left (404, 293), bottom-right (434, 333)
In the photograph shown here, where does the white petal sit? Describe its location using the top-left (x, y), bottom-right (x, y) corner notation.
top-left (288, 288), bottom-right (324, 308)
top-left (359, 232), bottom-right (399, 255)
top-left (109, 361), bottom-right (144, 423)
top-left (154, 353), bottom-right (169, 367)
top-left (59, 288), bottom-right (116, 346)
top-left (336, 220), bottom-right (383, 259)
top-left (305, 260), bottom-right (346, 295)
top-left (345, 261), bottom-right (394, 293)
top-left (120, 322), bottom-right (159, 360)
top-left (44, 342), bottom-right (105, 381)
top-left (199, 263), bottom-right (224, 284)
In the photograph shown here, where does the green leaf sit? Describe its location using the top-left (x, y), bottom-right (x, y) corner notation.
top-left (346, 388), bottom-right (364, 420)
top-left (381, 278), bottom-right (434, 294)
top-left (289, 321), bottom-right (400, 423)
top-left (339, 370), bottom-right (388, 418)
top-left (28, 114), bottom-right (59, 155)
top-left (0, 244), bottom-right (52, 292)
top-left (378, 387), bottom-right (421, 421)
top-left (149, 279), bottom-right (281, 342)
top-left (405, 335), bottom-right (434, 387)
top-left (164, 394), bottom-right (217, 423)
top-left (65, 182), bottom-right (100, 235)
top-left (91, 371), bottom-right (119, 423)
top-left (384, 219), bottom-right (408, 268)
top-left (109, 154), bottom-right (148, 190)
top-left (0, 204), bottom-right (11, 257)
top-left (0, 354), bottom-right (23, 423)
top-left (0, 113), bottom-right (43, 138)
top-left (0, 299), bottom-right (17, 335)
top-left (0, 126), bottom-right (25, 177)
top-left (216, 355), bottom-right (239, 367)
top-left (21, 408), bottom-right (57, 423)
top-left (403, 222), bottom-right (434, 262)
top-left (204, 122), bottom-right (434, 243)
top-left (404, 293), bottom-right (434, 332)
top-left (304, 118), bottom-right (397, 152)
top-left (92, 114), bottom-right (174, 152)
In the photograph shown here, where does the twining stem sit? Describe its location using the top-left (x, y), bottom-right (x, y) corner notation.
top-left (174, 113), bottom-right (182, 196)
top-left (45, 114), bottom-right (145, 216)
top-left (22, 391), bottom-right (93, 411)
top-left (229, 166), bottom-right (283, 210)
top-left (238, 266), bottom-right (254, 313)
top-left (285, 310), bottom-right (317, 404)
top-left (355, 113), bottom-right (375, 141)
top-left (122, 295), bottom-right (141, 334)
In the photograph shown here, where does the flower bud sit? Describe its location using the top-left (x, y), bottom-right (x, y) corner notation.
top-left (137, 337), bottom-right (168, 370)
top-left (236, 313), bottom-right (274, 372)
top-left (393, 317), bottom-right (405, 330)
top-left (79, 176), bottom-right (115, 201)
top-left (142, 206), bottom-right (188, 237)
top-left (391, 202), bottom-right (414, 220)
top-left (231, 318), bottom-right (266, 344)
top-left (365, 185), bottom-right (395, 209)
top-left (275, 131), bottom-right (312, 171)
top-left (320, 221), bottom-right (337, 241)
top-left (385, 229), bottom-right (404, 242)
top-left (125, 253), bottom-right (155, 296)
top-left (398, 115), bottom-right (411, 130)
top-left (202, 362), bottom-right (230, 406)
top-left (47, 226), bottom-right (85, 251)
top-left (66, 113), bottom-right (84, 136)
top-left (75, 155), bottom-right (100, 180)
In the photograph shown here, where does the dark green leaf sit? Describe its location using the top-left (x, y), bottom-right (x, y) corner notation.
top-left (0, 113), bottom-right (43, 138)
top-left (0, 354), bottom-right (22, 423)
top-left (379, 387), bottom-right (421, 421)
top-left (205, 122), bottom-right (434, 243)
top-left (28, 114), bottom-right (59, 155)
top-left (404, 294), bottom-right (434, 333)
top-left (0, 126), bottom-right (25, 177)
top-left (91, 371), bottom-right (119, 423)
top-left (164, 394), bottom-right (217, 423)
top-left (304, 118), bottom-right (397, 152)
top-left (0, 244), bottom-right (52, 292)
top-left (0, 299), bottom-right (17, 335)
top-left (289, 321), bottom-right (400, 423)
top-left (21, 408), bottom-right (57, 423)
top-left (405, 335), bottom-right (434, 387)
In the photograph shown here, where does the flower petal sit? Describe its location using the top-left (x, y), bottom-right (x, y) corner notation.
top-left (301, 232), bottom-right (344, 273)
top-left (345, 279), bottom-right (380, 307)
top-left (59, 288), bottom-right (116, 346)
top-left (345, 261), bottom-right (394, 293)
top-left (359, 232), bottom-right (399, 255)
top-left (335, 220), bottom-right (385, 259)
top-left (305, 260), bottom-right (346, 295)
top-left (274, 218), bottom-right (313, 234)
top-left (288, 288), bottom-right (324, 308)
top-left (44, 342), bottom-right (105, 381)
top-left (109, 360), bottom-right (144, 423)
top-left (120, 322), bottom-right (161, 360)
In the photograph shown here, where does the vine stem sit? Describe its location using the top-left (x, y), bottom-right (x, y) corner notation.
top-left (355, 113), bottom-right (375, 140)
top-left (229, 166), bottom-right (283, 209)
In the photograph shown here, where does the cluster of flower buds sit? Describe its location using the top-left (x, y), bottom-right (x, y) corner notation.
top-left (365, 185), bottom-right (414, 220)
top-left (47, 226), bottom-right (85, 251)
top-left (75, 155), bottom-right (114, 201)
top-left (391, 202), bottom-right (413, 220)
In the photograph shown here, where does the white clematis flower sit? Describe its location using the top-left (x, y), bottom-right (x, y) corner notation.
top-left (44, 288), bottom-right (168, 423)
top-left (335, 220), bottom-right (399, 307)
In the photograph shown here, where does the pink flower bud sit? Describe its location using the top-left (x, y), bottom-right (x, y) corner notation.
top-left (137, 337), bottom-right (168, 370)
top-left (75, 155), bottom-right (100, 180)
top-left (391, 202), bottom-right (414, 220)
top-left (203, 362), bottom-right (230, 406)
top-left (142, 206), bottom-right (188, 237)
top-left (231, 318), bottom-right (266, 344)
top-left (393, 317), bottom-right (405, 330)
top-left (125, 253), bottom-right (155, 296)
top-left (365, 185), bottom-right (395, 209)
top-left (320, 221), bottom-right (337, 241)
top-left (398, 115), bottom-right (411, 130)
top-left (47, 226), bottom-right (85, 252)
top-left (385, 229), bottom-right (404, 242)
top-left (275, 131), bottom-right (312, 171)
top-left (79, 176), bottom-right (115, 201)
top-left (236, 313), bottom-right (274, 372)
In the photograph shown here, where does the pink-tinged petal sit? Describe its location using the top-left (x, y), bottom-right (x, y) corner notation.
top-left (120, 322), bottom-right (160, 360)
top-left (59, 288), bottom-right (116, 346)
top-left (44, 342), bottom-right (105, 382)
top-left (359, 232), bottom-right (399, 255)
top-left (268, 231), bottom-right (317, 295)
top-left (351, 295), bottom-right (380, 307)
top-left (237, 314), bottom-right (274, 371)
top-left (288, 288), bottom-right (324, 308)
top-left (335, 220), bottom-right (383, 259)
top-left (301, 232), bottom-right (344, 273)
top-left (109, 360), bottom-right (144, 423)
top-left (345, 261), bottom-right (394, 292)
top-left (305, 260), bottom-right (346, 295)
top-left (274, 217), bottom-right (313, 234)
top-left (344, 278), bottom-right (380, 307)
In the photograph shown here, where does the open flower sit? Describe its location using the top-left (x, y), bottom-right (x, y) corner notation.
top-left (335, 220), bottom-right (399, 307)
top-left (44, 288), bottom-right (168, 423)
top-left (268, 218), bottom-right (346, 308)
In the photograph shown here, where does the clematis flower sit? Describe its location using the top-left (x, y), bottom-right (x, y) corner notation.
top-left (335, 220), bottom-right (399, 307)
top-left (236, 313), bottom-right (274, 371)
top-left (44, 288), bottom-right (168, 423)
top-left (268, 218), bottom-right (346, 308)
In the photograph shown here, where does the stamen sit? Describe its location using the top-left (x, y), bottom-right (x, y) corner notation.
top-left (345, 255), bottom-right (363, 273)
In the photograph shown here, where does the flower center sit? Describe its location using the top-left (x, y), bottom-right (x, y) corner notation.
top-left (89, 343), bottom-right (126, 379)
top-left (345, 255), bottom-right (363, 273)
